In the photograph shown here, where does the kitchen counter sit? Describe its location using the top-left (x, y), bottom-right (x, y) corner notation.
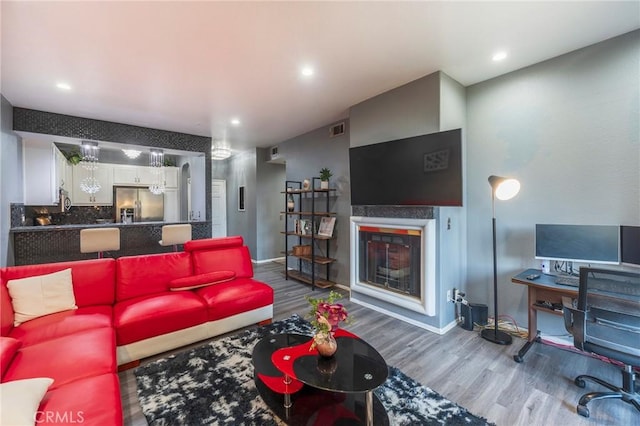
top-left (10, 220), bottom-right (211, 266)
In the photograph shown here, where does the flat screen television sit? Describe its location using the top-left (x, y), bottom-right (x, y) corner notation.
top-left (349, 129), bottom-right (462, 206)
top-left (535, 224), bottom-right (620, 265)
top-left (621, 225), bottom-right (640, 267)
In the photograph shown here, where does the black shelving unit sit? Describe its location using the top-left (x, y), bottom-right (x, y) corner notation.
top-left (282, 177), bottom-right (336, 289)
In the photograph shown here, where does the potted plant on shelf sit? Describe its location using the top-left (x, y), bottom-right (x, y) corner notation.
top-left (319, 167), bottom-right (333, 190)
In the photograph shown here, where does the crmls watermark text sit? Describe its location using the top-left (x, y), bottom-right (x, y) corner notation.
top-left (35, 411), bottom-right (85, 423)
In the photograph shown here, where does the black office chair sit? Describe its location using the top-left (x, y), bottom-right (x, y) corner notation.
top-left (563, 267), bottom-right (640, 418)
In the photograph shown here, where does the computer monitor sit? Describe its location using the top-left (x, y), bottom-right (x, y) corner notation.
top-left (535, 224), bottom-right (620, 265)
top-left (621, 225), bottom-right (640, 268)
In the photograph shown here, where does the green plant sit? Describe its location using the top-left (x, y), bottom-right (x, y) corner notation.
top-left (319, 167), bottom-right (333, 181)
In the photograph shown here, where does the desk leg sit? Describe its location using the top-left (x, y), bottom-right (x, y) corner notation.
top-left (514, 330), bottom-right (540, 362)
top-left (513, 286), bottom-right (541, 363)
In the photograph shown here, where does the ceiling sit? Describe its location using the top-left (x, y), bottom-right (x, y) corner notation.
top-left (2, 1), bottom-right (638, 154)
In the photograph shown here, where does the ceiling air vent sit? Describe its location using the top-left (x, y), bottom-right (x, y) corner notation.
top-left (270, 146), bottom-right (279, 160)
top-left (329, 122), bottom-right (345, 138)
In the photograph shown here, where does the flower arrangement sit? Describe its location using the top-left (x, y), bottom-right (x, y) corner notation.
top-left (306, 290), bottom-right (349, 334)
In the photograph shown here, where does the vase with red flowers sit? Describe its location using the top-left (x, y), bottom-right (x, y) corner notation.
top-left (306, 290), bottom-right (349, 358)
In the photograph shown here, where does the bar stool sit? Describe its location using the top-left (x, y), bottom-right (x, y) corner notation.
top-left (159, 224), bottom-right (192, 251)
top-left (80, 228), bottom-right (120, 258)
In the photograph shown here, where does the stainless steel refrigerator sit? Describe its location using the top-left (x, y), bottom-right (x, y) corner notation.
top-left (114, 186), bottom-right (164, 223)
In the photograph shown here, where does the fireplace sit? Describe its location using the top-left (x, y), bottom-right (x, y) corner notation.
top-left (350, 216), bottom-right (436, 316)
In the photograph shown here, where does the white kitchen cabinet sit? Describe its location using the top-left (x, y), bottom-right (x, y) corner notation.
top-left (163, 189), bottom-right (180, 222)
top-left (112, 164), bottom-right (156, 186)
top-left (71, 163), bottom-right (113, 205)
top-left (23, 139), bottom-right (58, 205)
top-left (164, 167), bottom-right (178, 188)
top-left (54, 147), bottom-right (73, 191)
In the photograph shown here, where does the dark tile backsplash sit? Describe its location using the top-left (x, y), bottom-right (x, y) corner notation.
top-left (12, 203), bottom-right (114, 227)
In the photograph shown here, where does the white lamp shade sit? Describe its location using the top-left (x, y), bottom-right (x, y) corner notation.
top-left (488, 175), bottom-right (520, 201)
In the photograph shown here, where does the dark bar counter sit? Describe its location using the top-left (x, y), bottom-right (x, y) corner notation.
top-left (10, 221), bottom-right (211, 266)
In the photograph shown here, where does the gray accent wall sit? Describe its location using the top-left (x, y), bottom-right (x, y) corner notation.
top-left (225, 149), bottom-right (258, 257)
top-left (279, 120), bottom-right (351, 285)
top-left (1, 96), bottom-right (23, 266)
top-left (350, 72), bottom-right (440, 147)
top-left (256, 147), bottom-right (285, 260)
top-left (466, 30), bottom-right (640, 333)
top-left (348, 71), bottom-right (467, 330)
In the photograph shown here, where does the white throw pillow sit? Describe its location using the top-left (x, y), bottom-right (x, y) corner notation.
top-left (7, 268), bottom-right (77, 326)
top-left (0, 377), bottom-right (54, 425)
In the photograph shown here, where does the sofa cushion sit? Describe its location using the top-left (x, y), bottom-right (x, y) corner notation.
top-left (2, 259), bottom-right (117, 309)
top-left (114, 292), bottom-right (207, 345)
top-left (7, 268), bottom-right (77, 326)
top-left (0, 336), bottom-right (21, 378)
top-left (116, 252), bottom-right (192, 301)
top-left (196, 277), bottom-right (274, 321)
top-left (2, 328), bottom-right (116, 390)
top-left (169, 271), bottom-right (236, 291)
top-left (8, 305), bottom-right (113, 347)
top-left (190, 245), bottom-right (254, 278)
top-left (0, 378), bottom-right (54, 426)
top-left (38, 374), bottom-right (123, 426)
top-left (1, 272), bottom-right (14, 337)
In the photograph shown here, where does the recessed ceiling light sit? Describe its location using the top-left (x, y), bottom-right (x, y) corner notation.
top-left (56, 82), bottom-right (72, 90)
top-left (231, 118), bottom-right (241, 126)
top-left (492, 51), bottom-right (508, 62)
top-left (301, 66), bottom-right (314, 77)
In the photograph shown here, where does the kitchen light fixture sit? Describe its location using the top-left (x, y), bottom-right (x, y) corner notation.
top-left (230, 118), bottom-right (241, 126)
top-left (301, 66), bottom-right (314, 77)
top-left (79, 141), bottom-right (101, 194)
top-left (481, 175), bottom-right (521, 345)
top-left (122, 149), bottom-right (142, 159)
top-left (212, 143), bottom-right (231, 160)
top-left (148, 149), bottom-right (165, 195)
top-left (56, 82), bottom-right (71, 90)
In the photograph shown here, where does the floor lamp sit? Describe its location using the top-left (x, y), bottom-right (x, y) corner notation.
top-left (481, 175), bottom-right (520, 345)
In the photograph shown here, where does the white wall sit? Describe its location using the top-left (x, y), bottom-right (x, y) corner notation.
top-left (466, 30), bottom-right (640, 333)
top-left (1, 96), bottom-right (23, 266)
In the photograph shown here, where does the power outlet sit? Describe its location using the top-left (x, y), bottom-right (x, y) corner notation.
top-left (446, 290), bottom-right (453, 303)
top-left (454, 289), bottom-right (465, 303)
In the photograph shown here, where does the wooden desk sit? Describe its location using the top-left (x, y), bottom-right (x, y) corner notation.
top-left (511, 269), bottom-right (578, 362)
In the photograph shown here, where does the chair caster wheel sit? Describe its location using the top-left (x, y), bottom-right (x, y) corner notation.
top-left (577, 405), bottom-right (589, 418)
top-left (513, 354), bottom-right (523, 363)
top-left (574, 378), bottom-right (586, 388)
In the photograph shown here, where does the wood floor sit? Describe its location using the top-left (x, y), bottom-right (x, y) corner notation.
top-left (119, 262), bottom-right (639, 425)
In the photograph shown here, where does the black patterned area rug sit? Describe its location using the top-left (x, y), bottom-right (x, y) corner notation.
top-left (134, 315), bottom-right (492, 426)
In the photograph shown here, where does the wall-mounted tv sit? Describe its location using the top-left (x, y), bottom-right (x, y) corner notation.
top-left (349, 128), bottom-right (462, 206)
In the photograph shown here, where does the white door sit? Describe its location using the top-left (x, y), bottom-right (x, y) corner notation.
top-left (211, 179), bottom-right (227, 237)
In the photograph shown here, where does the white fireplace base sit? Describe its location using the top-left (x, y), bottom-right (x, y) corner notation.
top-left (350, 216), bottom-right (436, 316)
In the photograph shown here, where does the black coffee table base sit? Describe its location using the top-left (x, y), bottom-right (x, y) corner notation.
top-left (255, 376), bottom-right (389, 426)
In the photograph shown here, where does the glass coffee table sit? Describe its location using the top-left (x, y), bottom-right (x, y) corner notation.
top-left (252, 329), bottom-right (389, 426)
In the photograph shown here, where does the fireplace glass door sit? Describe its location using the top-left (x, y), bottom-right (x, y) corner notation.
top-left (359, 227), bottom-right (421, 299)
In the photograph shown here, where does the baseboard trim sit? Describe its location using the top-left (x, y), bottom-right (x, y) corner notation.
top-left (252, 256), bottom-right (285, 264)
top-left (350, 296), bottom-right (456, 335)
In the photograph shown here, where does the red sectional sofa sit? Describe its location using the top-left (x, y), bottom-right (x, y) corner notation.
top-left (0, 236), bottom-right (274, 426)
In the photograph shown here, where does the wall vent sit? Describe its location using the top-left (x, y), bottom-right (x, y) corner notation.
top-left (329, 122), bottom-right (345, 138)
top-left (270, 146), bottom-right (280, 160)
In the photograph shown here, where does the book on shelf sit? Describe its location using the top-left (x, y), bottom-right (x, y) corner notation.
top-left (317, 217), bottom-right (336, 237)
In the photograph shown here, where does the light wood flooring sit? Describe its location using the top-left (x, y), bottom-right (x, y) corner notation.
top-left (119, 262), bottom-right (639, 425)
